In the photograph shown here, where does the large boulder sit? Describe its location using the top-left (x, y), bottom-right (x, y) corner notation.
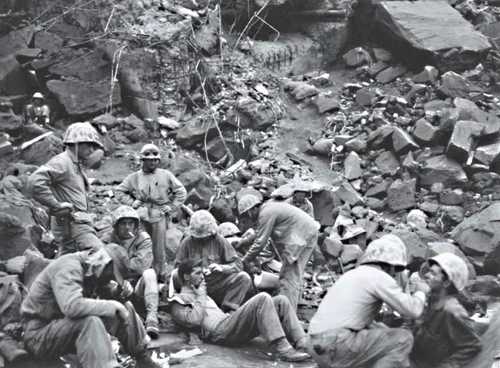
top-left (47, 79), bottom-right (121, 116)
top-left (20, 134), bottom-right (63, 165)
top-left (372, 1), bottom-right (491, 70)
top-left (230, 97), bottom-right (282, 130)
top-left (0, 194), bottom-right (36, 260)
top-left (0, 54), bottom-right (32, 95)
top-left (418, 154), bottom-right (467, 187)
top-left (451, 203), bottom-right (500, 261)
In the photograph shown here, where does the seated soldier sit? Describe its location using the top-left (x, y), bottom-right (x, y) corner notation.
top-left (175, 210), bottom-right (252, 312)
top-left (102, 205), bottom-right (160, 339)
top-left (169, 259), bottom-right (311, 362)
top-left (411, 253), bottom-right (482, 368)
top-left (21, 244), bottom-right (161, 368)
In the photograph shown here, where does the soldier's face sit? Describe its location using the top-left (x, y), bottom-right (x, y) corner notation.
top-left (142, 158), bottom-right (160, 172)
top-left (116, 218), bottom-right (137, 239)
top-left (78, 142), bottom-right (98, 160)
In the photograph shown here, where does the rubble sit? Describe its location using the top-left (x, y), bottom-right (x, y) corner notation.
top-left (387, 178), bottom-right (416, 211)
top-left (418, 155), bottom-right (468, 187)
top-left (446, 120), bottom-right (484, 162)
top-left (344, 152), bottom-right (362, 180)
top-left (413, 119), bottom-right (439, 145)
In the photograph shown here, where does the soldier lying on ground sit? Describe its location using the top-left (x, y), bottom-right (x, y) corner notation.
top-left (169, 258), bottom-right (311, 362)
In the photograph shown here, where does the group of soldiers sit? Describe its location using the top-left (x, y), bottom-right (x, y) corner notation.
top-left (18, 120), bottom-right (491, 368)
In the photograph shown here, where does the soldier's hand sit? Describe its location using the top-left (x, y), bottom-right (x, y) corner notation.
top-left (411, 274), bottom-right (430, 296)
top-left (110, 301), bottom-right (129, 322)
top-left (160, 204), bottom-right (172, 215)
top-left (120, 280), bottom-right (134, 299)
top-left (208, 263), bottom-right (223, 273)
top-left (132, 200), bottom-right (143, 209)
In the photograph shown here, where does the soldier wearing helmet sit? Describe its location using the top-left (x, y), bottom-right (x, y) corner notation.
top-left (239, 195), bottom-right (320, 311)
top-left (28, 122), bottom-right (105, 254)
top-left (175, 210), bottom-right (253, 312)
top-left (116, 143), bottom-right (187, 278)
top-left (284, 186), bottom-right (314, 218)
top-left (101, 205), bottom-right (160, 339)
top-left (24, 92), bottom-right (50, 127)
top-left (308, 234), bottom-right (431, 368)
top-left (411, 253), bottom-right (481, 368)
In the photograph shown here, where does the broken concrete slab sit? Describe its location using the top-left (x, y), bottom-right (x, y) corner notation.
top-left (344, 152), bottom-right (363, 180)
top-left (47, 79), bottom-right (122, 116)
top-left (451, 202), bottom-right (500, 256)
top-left (446, 120), bottom-right (484, 162)
top-left (418, 154), bottom-right (468, 187)
top-left (376, 65), bottom-right (406, 84)
top-left (413, 118), bottom-right (439, 145)
top-left (392, 127), bottom-right (420, 155)
top-left (373, 1), bottom-right (491, 70)
top-left (312, 94), bottom-right (340, 114)
top-left (387, 178), bottom-right (416, 211)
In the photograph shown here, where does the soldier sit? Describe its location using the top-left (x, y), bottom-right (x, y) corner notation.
top-left (116, 143), bottom-right (187, 277)
top-left (24, 92), bottom-right (50, 127)
top-left (28, 122), bottom-right (105, 254)
top-left (102, 206), bottom-right (161, 339)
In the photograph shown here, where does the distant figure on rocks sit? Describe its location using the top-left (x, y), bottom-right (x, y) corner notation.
top-left (24, 92), bottom-right (50, 127)
top-left (238, 195), bottom-right (320, 311)
top-left (21, 244), bottom-right (162, 368)
top-left (116, 143), bottom-right (187, 278)
top-left (101, 205), bottom-right (161, 339)
top-left (411, 253), bottom-right (482, 368)
top-left (169, 258), bottom-right (311, 363)
top-left (175, 210), bottom-right (253, 312)
top-left (28, 122), bottom-right (106, 254)
top-left (308, 234), bottom-right (430, 368)
top-left (285, 187), bottom-right (314, 218)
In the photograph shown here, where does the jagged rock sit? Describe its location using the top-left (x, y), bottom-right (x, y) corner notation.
top-left (233, 97), bottom-right (281, 130)
top-left (368, 61), bottom-right (389, 77)
top-left (439, 71), bottom-right (482, 99)
top-left (21, 134), bottom-right (63, 165)
top-left (392, 225), bottom-right (442, 265)
top-left (374, 1), bottom-right (490, 70)
top-left (345, 136), bottom-right (367, 153)
top-left (441, 205), bottom-right (465, 227)
top-left (344, 152), bottom-right (362, 180)
top-left (355, 88), bottom-right (377, 107)
top-left (419, 201), bottom-right (440, 214)
top-left (185, 185), bottom-right (214, 210)
top-left (466, 275), bottom-right (500, 298)
top-left (343, 47), bottom-right (371, 67)
top-left (92, 114), bottom-right (121, 130)
top-left (310, 138), bottom-right (334, 156)
top-left (0, 54), bottom-right (32, 95)
top-left (413, 66), bottom-right (439, 83)
top-left (392, 127), bottom-right (420, 155)
top-left (451, 202), bottom-right (500, 257)
top-left (366, 180), bottom-right (391, 198)
top-left (312, 94), bottom-right (340, 114)
top-left (367, 125), bottom-right (394, 149)
top-left (130, 97), bottom-right (158, 120)
top-left (334, 135), bottom-right (354, 145)
top-left (439, 188), bottom-right (464, 205)
top-left (376, 65), bottom-right (407, 84)
top-left (446, 120), bottom-right (484, 162)
top-left (475, 140), bottom-right (500, 169)
top-left (0, 103), bottom-right (22, 132)
top-left (373, 48), bottom-right (392, 62)
top-left (333, 182), bottom-right (364, 206)
top-left (290, 82), bottom-right (319, 101)
top-left (175, 118), bottom-right (218, 148)
top-left (418, 155), bottom-right (467, 187)
top-left (0, 27), bottom-right (34, 58)
top-left (413, 118), bottom-right (438, 145)
top-left (206, 136), bottom-right (253, 163)
top-left (0, 194), bottom-right (37, 259)
top-left (375, 150), bottom-right (400, 175)
top-left (454, 97), bottom-right (500, 136)
top-left (34, 31), bottom-right (64, 55)
top-left (387, 178), bottom-right (416, 211)
top-left (47, 79), bottom-right (121, 116)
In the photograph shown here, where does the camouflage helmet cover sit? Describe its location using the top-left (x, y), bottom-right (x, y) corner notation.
top-left (190, 210), bottom-right (218, 238)
top-left (238, 194), bottom-right (262, 215)
top-left (63, 122), bottom-right (104, 149)
top-left (430, 252), bottom-right (469, 291)
top-left (359, 234), bottom-right (408, 268)
top-left (218, 222), bottom-right (241, 237)
top-left (112, 205), bottom-right (140, 227)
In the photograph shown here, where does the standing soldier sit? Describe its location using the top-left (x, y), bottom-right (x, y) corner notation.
top-left (239, 195), bottom-right (320, 311)
top-left (116, 143), bottom-right (187, 278)
top-left (28, 122), bottom-right (105, 254)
